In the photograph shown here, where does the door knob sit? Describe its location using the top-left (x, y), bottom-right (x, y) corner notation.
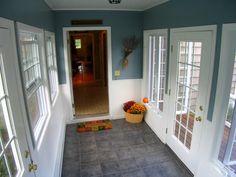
top-left (28, 163), bottom-right (38, 172)
top-left (196, 116), bottom-right (202, 122)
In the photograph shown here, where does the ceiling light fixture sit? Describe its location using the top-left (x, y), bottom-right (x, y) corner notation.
top-left (108, 0), bottom-right (121, 4)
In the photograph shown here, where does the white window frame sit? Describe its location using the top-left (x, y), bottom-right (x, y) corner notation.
top-left (16, 23), bottom-right (50, 144)
top-left (146, 30), bottom-right (168, 112)
top-left (44, 31), bottom-right (59, 105)
top-left (211, 23), bottom-right (236, 177)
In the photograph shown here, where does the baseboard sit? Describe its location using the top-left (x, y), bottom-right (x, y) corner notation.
top-left (53, 121), bottom-right (66, 177)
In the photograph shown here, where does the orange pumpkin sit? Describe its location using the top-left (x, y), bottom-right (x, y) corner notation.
top-left (143, 97), bottom-right (149, 103)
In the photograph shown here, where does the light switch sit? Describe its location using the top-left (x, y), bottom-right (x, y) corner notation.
top-left (114, 70), bottom-right (120, 76)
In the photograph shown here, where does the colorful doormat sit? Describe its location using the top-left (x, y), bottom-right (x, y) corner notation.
top-left (77, 119), bottom-right (112, 133)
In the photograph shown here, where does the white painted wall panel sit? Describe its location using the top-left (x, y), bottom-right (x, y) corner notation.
top-left (144, 105), bottom-right (167, 143)
top-left (110, 79), bottom-right (142, 119)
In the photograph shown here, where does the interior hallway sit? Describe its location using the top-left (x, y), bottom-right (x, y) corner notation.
top-left (62, 119), bottom-right (193, 177)
top-left (73, 72), bottom-right (109, 117)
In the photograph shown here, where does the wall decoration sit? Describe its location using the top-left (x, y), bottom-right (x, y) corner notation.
top-left (121, 35), bottom-right (140, 68)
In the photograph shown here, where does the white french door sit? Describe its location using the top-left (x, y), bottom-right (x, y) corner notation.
top-left (166, 27), bottom-right (215, 174)
top-left (0, 18), bottom-right (35, 177)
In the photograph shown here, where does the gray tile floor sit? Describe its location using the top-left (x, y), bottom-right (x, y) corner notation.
top-left (62, 119), bottom-right (193, 177)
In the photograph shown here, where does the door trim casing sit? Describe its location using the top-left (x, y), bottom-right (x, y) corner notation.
top-left (63, 26), bottom-right (112, 121)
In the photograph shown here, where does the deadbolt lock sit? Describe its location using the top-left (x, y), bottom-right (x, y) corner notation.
top-left (24, 150), bottom-right (30, 159)
top-left (196, 116), bottom-right (202, 122)
top-left (28, 163), bottom-right (37, 172)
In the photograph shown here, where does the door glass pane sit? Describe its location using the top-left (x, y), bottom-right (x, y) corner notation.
top-left (0, 156), bottom-right (9, 177)
top-left (0, 101), bottom-right (10, 146)
top-left (174, 41), bottom-right (202, 149)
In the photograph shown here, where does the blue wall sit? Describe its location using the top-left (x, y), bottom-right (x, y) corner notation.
top-left (54, 11), bottom-right (143, 84)
top-left (0, 0), bottom-right (54, 31)
top-left (143, 0), bottom-right (236, 121)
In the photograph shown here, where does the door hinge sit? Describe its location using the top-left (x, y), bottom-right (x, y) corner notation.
top-left (171, 45), bottom-right (173, 53)
top-left (168, 89), bottom-right (171, 95)
top-left (166, 128), bottom-right (168, 134)
top-left (72, 103), bottom-right (75, 108)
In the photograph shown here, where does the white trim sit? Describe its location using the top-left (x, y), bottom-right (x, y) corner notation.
top-left (67, 115), bottom-right (113, 124)
top-left (63, 26), bottom-right (112, 121)
top-left (143, 0), bottom-right (169, 10)
top-left (47, 0), bottom-right (169, 11)
top-left (170, 25), bottom-right (217, 33)
top-left (209, 23), bottom-right (236, 175)
top-left (52, 8), bottom-right (143, 11)
top-left (53, 118), bottom-right (66, 177)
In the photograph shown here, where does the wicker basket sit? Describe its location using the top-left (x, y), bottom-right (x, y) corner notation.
top-left (125, 112), bottom-right (144, 123)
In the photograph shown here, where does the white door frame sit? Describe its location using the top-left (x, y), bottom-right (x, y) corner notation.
top-left (63, 26), bottom-right (112, 121)
top-left (166, 25), bottom-right (217, 174)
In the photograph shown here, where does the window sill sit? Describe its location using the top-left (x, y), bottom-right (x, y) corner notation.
top-left (146, 103), bottom-right (163, 115)
top-left (33, 113), bottom-right (49, 149)
top-left (212, 160), bottom-right (236, 177)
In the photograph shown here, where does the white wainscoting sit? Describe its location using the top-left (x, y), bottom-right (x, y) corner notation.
top-left (144, 105), bottom-right (167, 144)
top-left (110, 79), bottom-right (142, 119)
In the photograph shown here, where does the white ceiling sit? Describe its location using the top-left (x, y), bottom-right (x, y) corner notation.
top-left (45, 0), bottom-right (169, 11)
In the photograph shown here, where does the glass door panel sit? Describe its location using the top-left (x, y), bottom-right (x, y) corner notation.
top-left (174, 41), bottom-right (202, 149)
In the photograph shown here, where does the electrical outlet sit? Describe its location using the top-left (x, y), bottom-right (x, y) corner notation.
top-left (114, 70), bottom-right (120, 76)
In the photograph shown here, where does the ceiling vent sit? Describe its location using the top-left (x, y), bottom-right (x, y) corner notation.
top-left (108, 0), bottom-right (121, 4)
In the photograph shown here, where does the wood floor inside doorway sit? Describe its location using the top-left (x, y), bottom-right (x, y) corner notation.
top-left (73, 85), bottom-right (109, 117)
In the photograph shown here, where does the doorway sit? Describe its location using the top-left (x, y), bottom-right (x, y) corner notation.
top-left (69, 30), bottom-right (109, 117)
top-left (166, 26), bottom-right (216, 174)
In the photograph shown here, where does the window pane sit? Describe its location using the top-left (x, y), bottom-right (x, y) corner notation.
top-left (28, 91), bottom-right (40, 129)
top-left (19, 32), bottom-right (42, 92)
top-left (28, 86), bottom-right (46, 129)
top-left (46, 34), bottom-right (58, 102)
top-left (75, 39), bottom-right (81, 49)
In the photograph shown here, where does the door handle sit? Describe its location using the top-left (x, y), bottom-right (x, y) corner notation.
top-left (28, 163), bottom-right (38, 172)
top-left (196, 116), bottom-right (202, 122)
